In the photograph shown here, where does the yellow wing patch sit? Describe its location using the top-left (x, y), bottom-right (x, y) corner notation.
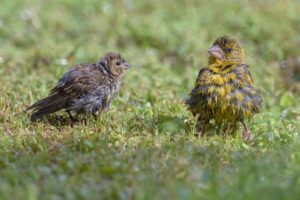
top-left (235, 93), bottom-right (244, 101)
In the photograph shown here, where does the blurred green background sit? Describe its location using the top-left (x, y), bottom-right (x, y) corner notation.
top-left (0, 0), bottom-right (299, 199)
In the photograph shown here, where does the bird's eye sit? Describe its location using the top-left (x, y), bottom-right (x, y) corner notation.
top-left (116, 61), bottom-right (121, 65)
top-left (226, 48), bottom-right (233, 53)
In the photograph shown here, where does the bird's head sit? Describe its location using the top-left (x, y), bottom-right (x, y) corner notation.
top-left (98, 52), bottom-right (130, 78)
top-left (208, 36), bottom-right (245, 66)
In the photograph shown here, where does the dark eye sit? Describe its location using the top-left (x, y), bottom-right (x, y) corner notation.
top-left (226, 48), bottom-right (233, 53)
top-left (116, 61), bottom-right (121, 65)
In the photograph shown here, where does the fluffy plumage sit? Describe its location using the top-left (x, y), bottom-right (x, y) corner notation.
top-left (186, 36), bottom-right (262, 139)
top-left (27, 52), bottom-right (130, 122)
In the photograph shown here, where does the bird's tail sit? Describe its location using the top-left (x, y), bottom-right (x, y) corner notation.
top-left (26, 94), bottom-right (67, 121)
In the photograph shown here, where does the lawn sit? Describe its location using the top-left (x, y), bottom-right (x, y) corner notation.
top-left (0, 0), bottom-right (299, 199)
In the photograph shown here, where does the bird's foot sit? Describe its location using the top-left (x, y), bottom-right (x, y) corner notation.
top-left (92, 113), bottom-right (98, 121)
top-left (193, 113), bottom-right (203, 137)
top-left (55, 115), bottom-right (64, 121)
top-left (241, 121), bottom-right (254, 142)
top-left (194, 127), bottom-right (203, 137)
top-left (69, 116), bottom-right (79, 127)
top-left (194, 122), bottom-right (208, 137)
top-left (221, 129), bottom-right (228, 138)
top-left (242, 128), bottom-right (255, 144)
top-left (69, 119), bottom-right (78, 127)
top-left (242, 129), bottom-right (252, 141)
top-left (67, 111), bottom-right (80, 127)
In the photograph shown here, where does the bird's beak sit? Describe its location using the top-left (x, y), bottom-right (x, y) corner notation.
top-left (123, 62), bottom-right (131, 69)
top-left (208, 45), bottom-right (225, 60)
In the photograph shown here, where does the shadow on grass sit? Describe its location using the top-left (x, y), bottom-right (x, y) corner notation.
top-left (31, 114), bottom-right (87, 128)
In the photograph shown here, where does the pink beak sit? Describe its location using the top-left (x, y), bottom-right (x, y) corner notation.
top-left (208, 45), bottom-right (224, 60)
top-left (123, 62), bottom-right (131, 69)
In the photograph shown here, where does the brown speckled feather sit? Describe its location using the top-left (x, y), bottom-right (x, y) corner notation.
top-left (28, 52), bottom-right (130, 122)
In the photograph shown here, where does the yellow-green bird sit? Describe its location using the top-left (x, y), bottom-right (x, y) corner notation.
top-left (186, 36), bottom-right (262, 139)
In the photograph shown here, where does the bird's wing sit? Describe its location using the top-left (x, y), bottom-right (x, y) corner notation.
top-left (27, 64), bottom-right (108, 121)
top-left (193, 68), bottom-right (211, 90)
top-left (186, 68), bottom-right (209, 105)
top-left (236, 65), bottom-right (254, 86)
top-left (28, 65), bottom-right (105, 116)
top-left (51, 65), bottom-right (105, 98)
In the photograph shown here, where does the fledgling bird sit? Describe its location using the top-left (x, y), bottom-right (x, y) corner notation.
top-left (27, 52), bottom-right (130, 122)
top-left (186, 36), bottom-right (262, 139)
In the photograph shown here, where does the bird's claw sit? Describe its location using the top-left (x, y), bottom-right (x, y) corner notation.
top-left (242, 130), bottom-right (254, 142)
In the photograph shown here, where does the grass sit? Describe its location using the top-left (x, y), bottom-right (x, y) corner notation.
top-left (0, 0), bottom-right (300, 199)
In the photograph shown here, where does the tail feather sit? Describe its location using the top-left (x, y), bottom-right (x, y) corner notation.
top-left (30, 111), bottom-right (45, 121)
top-left (27, 94), bottom-right (56, 111)
top-left (28, 93), bottom-right (68, 121)
top-left (30, 105), bottom-right (61, 121)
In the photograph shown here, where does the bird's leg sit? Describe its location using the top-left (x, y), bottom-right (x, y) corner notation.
top-left (92, 112), bottom-right (98, 121)
top-left (193, 113), bottom-right (207, 137)
top-left (82, 118), bottom-right (87, 126)
top-left (229, 122), bottom-right (238, 135)
top-left (193, 113), bottom-right (202, 137)
top-left (241, 121), bottom-right (252, 141)
top-left (222, 122), bottom-right (237, 137)
top-left (67, 111), bottom-right (77, 121)
top-left (67, 111), bottom-right (79, 127)
top-left (196, 122), bottom-right (206, 137)
top-left (221, 122), bottom-right (228, 137)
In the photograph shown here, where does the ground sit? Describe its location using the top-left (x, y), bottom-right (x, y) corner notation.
top-left (0, 0), bottom-right (300, 199)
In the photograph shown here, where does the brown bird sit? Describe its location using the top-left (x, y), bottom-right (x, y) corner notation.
top-left (27, 52), bottom-right (130, 122)
top-left (186, 36), bottom-right (262, 139)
